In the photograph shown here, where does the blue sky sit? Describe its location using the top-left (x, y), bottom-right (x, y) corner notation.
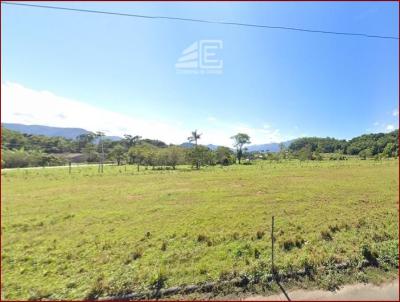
top-left (1, 1), bottom-right (399, 146)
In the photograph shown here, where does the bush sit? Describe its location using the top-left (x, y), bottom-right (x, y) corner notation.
top-left (361, 244), bottom-right (379, 266)
top-left (281, 236), bottom-right (305, 251)
top-left (149, 269), bottom-right (167, 290)
top-left (2, 149), bottom-right (30, 168)
top-left (321, 230), bottom-right (333, 241)
top-left (197, 234), bottom-right (212, 246)
top-left (131, 250), bottom-right (143, 260)
top-left (329, 153), bottom-right (347, 161)
top-left (256, 230), bottom-right (265, 239)
top-left (1, 149), bottom-right (67, 168)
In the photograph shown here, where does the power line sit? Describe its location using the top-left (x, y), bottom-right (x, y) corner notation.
top-left (2, 1), bottom-right (398, 40)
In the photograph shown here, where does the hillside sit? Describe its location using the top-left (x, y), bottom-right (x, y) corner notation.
top-left (2, 123), bottom-right (121, 141)
top-left (2, 123), bottom-right (90, 139)
top-left (246, 140), bottom-right (293, 152)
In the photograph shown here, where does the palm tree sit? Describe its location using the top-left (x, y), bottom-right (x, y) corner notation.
top-left (188, 130), bottom-right (201, 146)
top-left (188, 130), bottom-right (202, 169)
top-left (123, 134), bottom-right (142, 149)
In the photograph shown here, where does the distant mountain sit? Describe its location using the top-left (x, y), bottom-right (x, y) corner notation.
top-left (246, 140), bottom-right (293, 153)
top-left (180, 142), bottom-right (194, 148)
top-left (179, 141), bottom-right (293, 152)
top-left (179, 142), bottom-right (221, 150)
top-left (2, 123), bottom-right (121, 141)
top-left (3, 123), bottom-right (293, 149)
top-left (206, 144), bottom-right (219, 150)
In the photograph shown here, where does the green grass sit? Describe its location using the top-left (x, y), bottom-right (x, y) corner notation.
top-left (1, 159), bottom-right (398, 300)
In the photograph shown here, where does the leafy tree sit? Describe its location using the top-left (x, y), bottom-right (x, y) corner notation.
top-left (215, 146), bottom-right (234, 166)
top-left (109, 144), bottom-right (126, 165)
top-left (141, 138), bottom-right (167, 148)
top-left (2, 149), bottom-right (30, 168)
top-left (76, 133), bottom-right (96, 152)
top-left (266, 152), bottom-right (280, 162)
top-left (83, 144), bottom-right (99, 162)
top-left (289, 137), bottom-right (346, 153)
top-left (128, 143), bottom-right (154, 171)
top-left (186, 145), bottom-right (211, 168)
top-left (382, 143), bottom-right (396, 158)
top-left (359, 148), bottom-right (373, 160)
top-left (231, 133), bottom-right (251, 164)
top-left (313, 151), bottom-right (323, 161)
top-left (145, 145), bottom-right (158, 169)
top-left (297, 145), bottom-right (313, 161)
top-left (166, 146), bottom-right (184, 169)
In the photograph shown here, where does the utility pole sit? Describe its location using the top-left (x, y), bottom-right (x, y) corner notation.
top-left (101, 138), bottom-right (104, 173)
top-left (96, 131), bottom-right (105, 173)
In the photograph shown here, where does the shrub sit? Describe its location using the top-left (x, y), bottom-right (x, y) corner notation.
top-left (321, 230), bottom-right (333, 241)
top-left (197, 234), bottom-right (209, 242)
top-left (328, 224), bottom-right (340, 233)
top-left (329, 153), bottom-right (347, 161)
top-left (86, 276), bottom-right (109, 299)
top-left (281, 236), bottom-right (305, 251)
top-left (197, 234), bottom-right (212, 246)
top-left (256, 230), bottom-right (265, 239)
top-left (149, 270), bottom-right (167, 290)
top-left (131, 250), bottom-right (143, 260)
top-left (361, 245), bottom-right (379, 266)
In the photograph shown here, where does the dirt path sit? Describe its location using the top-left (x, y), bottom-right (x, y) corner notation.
top-left (244, 279), bottom-right (399, 301)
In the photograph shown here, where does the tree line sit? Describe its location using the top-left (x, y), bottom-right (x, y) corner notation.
top-left (288, 130), bottom-right (398, 160)
top-left (1, 127), bottom-right (398, 169)
top-left (1, 128), bottom-right (238, 169)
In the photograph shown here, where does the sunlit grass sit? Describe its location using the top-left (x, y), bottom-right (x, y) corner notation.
top-left (1, 159), bottom-right (398, 299)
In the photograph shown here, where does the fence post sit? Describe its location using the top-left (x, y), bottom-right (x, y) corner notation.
top-left (271, 216), bottom-right (275, 276)
top-left (69, 161), bottom-right (71, 174)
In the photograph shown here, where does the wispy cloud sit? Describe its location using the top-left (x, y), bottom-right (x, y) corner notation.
top-left (393, 109), bottom-right (399, 117)
top-left (1, 82), bottom-right (286, 146)
top-left (386, 124), bottom-right (395, 131)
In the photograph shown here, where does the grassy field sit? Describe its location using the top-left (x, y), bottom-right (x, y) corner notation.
top-left (1, 159), bottom-right (398, 300)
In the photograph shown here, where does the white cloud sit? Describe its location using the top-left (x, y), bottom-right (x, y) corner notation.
top-left (207, 116), bottom-right (217, 122)
top-left (1, 82), bottom-right (188, 144)
top-left (393, 109), bottom-right (399, 117)
top-left (193, 121), bottom-right (284, 146)
top-left (1, 82), bottom-right (286, 146)
top-left (373, 122), bottom-right (379, 126)
top-left (386, 124), bottom-right (395, 131)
